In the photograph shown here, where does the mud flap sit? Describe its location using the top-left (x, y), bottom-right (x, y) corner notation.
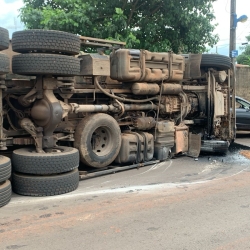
top-left (187, 133), bottom-right (201, 158)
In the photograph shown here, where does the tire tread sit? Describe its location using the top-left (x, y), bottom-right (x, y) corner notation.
top-left (12, 147), bottom-right (79, 175)
top-left (0, 156), bottom-right (11, 182)
top-left (12, 53), bottom-right (80, 76)
top-left (0, 180), bottom-right (11, 208)
top-left (0, 27), bottom-right (9, 51)
top-left (12, 169), bottom-right (79, 196)
top-left (0, 53), bottom-right (10, 74)
top-left (201, 54), bottom-right (231, 70)
top-left (12, 29), bottom-right (80, 55)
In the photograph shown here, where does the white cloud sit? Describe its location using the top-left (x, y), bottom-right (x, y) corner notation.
top-left (0, 0), bottom-right (24, 37)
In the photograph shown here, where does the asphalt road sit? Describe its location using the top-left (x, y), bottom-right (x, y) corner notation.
top-left (1, 143), bottom-right (250, 250)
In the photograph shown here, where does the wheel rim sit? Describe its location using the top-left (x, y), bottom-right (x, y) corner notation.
top-left (91, 126), bottom-right (112, 156)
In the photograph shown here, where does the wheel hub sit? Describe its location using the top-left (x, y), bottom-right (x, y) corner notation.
top-left (91, 127), bottom-right (111, 156)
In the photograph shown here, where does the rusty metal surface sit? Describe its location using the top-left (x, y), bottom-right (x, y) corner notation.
top-left (131, 82), bottom-right (159, 95)
top-left (182, 53), bottom-right (202, 79)
top-left (115, 132), bottom-right (154, 164)
top-left (132, 117), bottom-right (156, 130)
top-left (153, 121), bottom-right (175, 146)
top-left (110, 49), bottom-right (184, 82)
top-left (174, 124), bottom-right (189, 154)
top-left (13, 137), bottom-right (34, 145)
top-left (131, 82), bottom-right (182, 95)
top-left (1, 42), bottom-right (234, 167)
top-left (160, 95), bottom-right (181, 114)
top-left (80, 35), bottom-right (126, 47)
top-left (187, 133), bottom-right (201, 157)
top-left (79, 54), bottom-right (110, 76)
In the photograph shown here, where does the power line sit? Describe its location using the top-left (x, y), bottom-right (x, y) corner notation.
top-left (213, 42), bottom-right (244, 48)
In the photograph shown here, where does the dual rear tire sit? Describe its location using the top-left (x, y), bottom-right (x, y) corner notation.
top-left (9, 29), bottom-right (82, 196)
top-left (12, 147), bottom-right (80, 197)
top-left (0, 155), bottom-right (11, 208)
top-left (12, 169), bottom-right (79, 197)
top-left (0, 27), bottom-right (9, 51)
top-left (0, 27), bottom-right (10, 74)
top-left (0, 27), bottom-right (11, 208)
top-left (11, 112), bottom-right (122, 195)
top-left (11, 29), bottom-right (81, 76)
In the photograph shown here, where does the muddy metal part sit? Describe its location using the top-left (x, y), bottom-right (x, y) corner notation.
top-left (110, 49), bottom-right (184, 82)
top-left (6, 75), bottom-right (230, 141)
top-left (80, 36), bottom-right (126, 49)
top-left (79, 160), bottom-right (160, 180)
top-left (4, 70), bottom-right (232, 154)
top-left (0, 32), bottom-right (235, 170)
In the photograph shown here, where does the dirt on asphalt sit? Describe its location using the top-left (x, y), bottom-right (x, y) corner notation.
top-left (239, 150), bottom-right (250, 159)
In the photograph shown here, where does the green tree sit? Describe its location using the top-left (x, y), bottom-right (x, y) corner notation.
top-left (19, 0), bottom-right (219, 53)
top-left (237, 35), bottom-right (250, 65)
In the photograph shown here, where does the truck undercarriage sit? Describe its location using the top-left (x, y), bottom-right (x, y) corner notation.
top-left (0, 28), bottom-right (235, 204)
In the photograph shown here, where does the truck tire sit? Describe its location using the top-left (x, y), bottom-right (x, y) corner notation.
top-left (201, 54), bottom-right (231, 71)
top-left (12, 169), bottom-right (79, 196)
top-left (12, 53), bottom-right (80, 76)
top-left (0, 53), bottom-right (10, 74)
top-left (0, 180), bottom-right (11, 208)
top-left (12, 146), bottom-right (79, 175)
top-left (0, 155), bottom-right (11, 183)
top-left (0, 27), bottom-right (9, 51)
top-left (12, 29), bottom-right (80, 55)
top-left (74, 113), bottom-right (122, 168)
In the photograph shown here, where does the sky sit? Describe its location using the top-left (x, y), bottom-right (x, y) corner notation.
top-left (0, 0), bottom-right (250, 57)
top-left (210, 0), bottom-right (250, 56)
top-left (0, 0), bottom-right (24, 34)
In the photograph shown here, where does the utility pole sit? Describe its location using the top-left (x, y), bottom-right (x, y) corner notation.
top-left (229, 0), bottom-right (236, 66)
top-left (229, 0), bottom-right (248, 65)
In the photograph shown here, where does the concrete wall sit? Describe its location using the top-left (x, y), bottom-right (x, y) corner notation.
top-left (236, 65), bottom-right (250, 101)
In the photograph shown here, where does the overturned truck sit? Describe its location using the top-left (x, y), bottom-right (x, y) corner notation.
top-left (0, 28), bottom-right (235, 201)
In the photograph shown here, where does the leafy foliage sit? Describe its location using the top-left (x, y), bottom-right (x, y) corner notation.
top-left (237, 35), bottom-right (250, 65)
top-left (19, 0), bottom-right (219, 53)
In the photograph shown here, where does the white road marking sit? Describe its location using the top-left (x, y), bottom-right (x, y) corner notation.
top-left (162, 160), bottom-right (173, 173)
top-left (134, 161), bottom-right (171, 176)
top-left (133, 163), bottom-right (158, 175)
